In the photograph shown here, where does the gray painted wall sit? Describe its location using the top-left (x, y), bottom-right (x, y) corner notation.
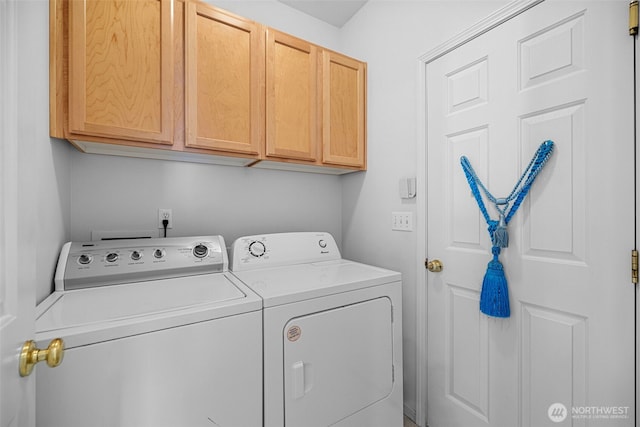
top-left (68, 153), bottom-right (342, 247)
top-left (19, 0), bottom-right (73, 307)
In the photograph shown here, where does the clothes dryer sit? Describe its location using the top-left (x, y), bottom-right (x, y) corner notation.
top-left (229, 232), bottom-right (403, 427)
top-left (36, 236), bottom-right (262, 427)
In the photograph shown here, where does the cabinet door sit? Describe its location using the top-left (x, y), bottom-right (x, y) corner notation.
top-left (266, 30), bottom-right (318, 162)
top-left (68, 0), bottom-right (174, 144)
top-left (321, 51), bottom-right (366, 169)
top-left (185, 2), bottom-right (263, 156)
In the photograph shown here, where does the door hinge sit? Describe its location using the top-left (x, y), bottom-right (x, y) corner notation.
top-left (630, 0), bottom-right (638, 35)
top-left (632, 249), bottom-right (638, 284)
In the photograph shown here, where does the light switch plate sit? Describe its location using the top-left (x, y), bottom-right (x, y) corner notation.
top-left (392, 212), bottom-right (413, 231)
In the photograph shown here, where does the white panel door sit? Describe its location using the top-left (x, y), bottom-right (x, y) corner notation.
top-left (426, 1), bottom-right (634, 426)
top-left (0, 0), bottom-right (35, 426)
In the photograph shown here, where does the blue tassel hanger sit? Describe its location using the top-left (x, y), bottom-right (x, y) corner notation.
top-left (460, 140), bottom-right (554, 318)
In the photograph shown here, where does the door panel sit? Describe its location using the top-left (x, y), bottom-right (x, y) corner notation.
top-left (266, 29), bottom-right (318, 161)
top-left (520, 304), bottom-right (587, 427)
top-left (68, 0), bottom-right (174, 144)
top-left (521, 105), bottom-right (585, 262)
top-left (185, 3), bottom-right (263, 155)
top-left (426, 2), bottom-right (633, 426)
top-left (283, 298), bottom-right (393, 427)
top-left (321, 51), bottom-right (366, 168)
top-left (446, 286), bottom-right (489, 421)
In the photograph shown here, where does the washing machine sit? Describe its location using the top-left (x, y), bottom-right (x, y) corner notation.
top-left (229, 232), bottom-right (403, 427)
top-left (35, 235), bottom-right (262, 427)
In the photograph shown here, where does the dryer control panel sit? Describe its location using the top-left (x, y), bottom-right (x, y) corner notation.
top-left (229, 232), bottom-right (341, 272)
top-left (55, 236), bottom-right (228, 290)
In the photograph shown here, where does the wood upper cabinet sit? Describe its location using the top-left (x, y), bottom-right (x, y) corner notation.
top-left (265, 29), bottom-right (319, 162)
top-left (51, 0), bottom-right (367, 173)
top-left (184, 2), bottom-right (264, 156)
top-left (67, 0), bottom-right (174, 144)
top-left (321, 50), bottom-right (367, 169)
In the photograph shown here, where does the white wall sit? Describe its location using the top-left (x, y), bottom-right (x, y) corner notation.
top-left (210, 0), bottom-right (341, 46)
top-left (18, 0), bottom-right (74, 306)
top-left (69, 153), bottom-right (342, 245)
top-left (337, 0), bottom-right (508, 417)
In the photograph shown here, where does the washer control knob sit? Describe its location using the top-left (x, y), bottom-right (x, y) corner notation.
top-left (153, 249), bottom-right (165, 259)
top-left (193, 244), bottom-right (209, 258)
top-left (78, 254), bottom-right (92, 265)
top-left (131, 250), bottom-right (142, 261)
top-left (105, 252), bottom-right (119, 263)
top-left (249, 241), bottom-right (266, 257)
top-left (318, 239), bottom-right (327, 249)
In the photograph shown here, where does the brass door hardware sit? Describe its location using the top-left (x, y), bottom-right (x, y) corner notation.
top-left (19, 338), bottom-right (65, 377)
top-left (630, 0), bottom-right (638, 35)
top-left (425, 259), bottom-right (443, 273)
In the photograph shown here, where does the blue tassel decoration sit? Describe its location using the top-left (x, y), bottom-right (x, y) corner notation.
top-left (461, 140), bottom-right (554, 319)
top-left (492, 214), bottom-right (509, 248)
top-left (479, 247), bottom-right (510, 318)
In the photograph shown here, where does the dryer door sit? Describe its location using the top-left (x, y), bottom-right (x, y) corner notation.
top-left (283, 297), bottom-right (394, 426)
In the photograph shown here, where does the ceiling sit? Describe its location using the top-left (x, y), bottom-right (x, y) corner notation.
top-left (277, 0), bottom-right (368, 28)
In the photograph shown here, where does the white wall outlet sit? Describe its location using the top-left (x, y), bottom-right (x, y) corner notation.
top-left (158, 208), bottom-right (173, 229)
top-left (392, 211), bottom-right (413, 231)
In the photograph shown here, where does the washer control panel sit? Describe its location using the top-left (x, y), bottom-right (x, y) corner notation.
top-left (56, 236), bottom-right (227, 291)
top-left (229, 232), bottom-right (341, 272)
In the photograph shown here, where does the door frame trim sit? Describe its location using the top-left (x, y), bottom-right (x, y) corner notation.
top-left (1, 0), bottom-right (26, 425)
top-left (414, 1), bottom-right (544, 425)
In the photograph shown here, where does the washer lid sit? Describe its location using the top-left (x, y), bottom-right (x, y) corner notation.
top-left (231, 259), bottom-right (401, 307)
top-left (36, 273), bottom-right (261, 348)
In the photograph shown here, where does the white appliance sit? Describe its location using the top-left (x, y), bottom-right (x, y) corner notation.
top-left (35, 236), bottom-right (262, 427)
top-left (229, 232), bottom-right (403, 427)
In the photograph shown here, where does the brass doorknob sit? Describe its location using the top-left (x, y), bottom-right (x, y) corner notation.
top-left (426, 259), bottom-right (443, 272)
top-left (19, 338), bottom-right (65, 377)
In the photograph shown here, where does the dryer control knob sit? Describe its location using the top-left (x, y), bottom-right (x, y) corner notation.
top-left (249, 241), bottom-right (266, 257)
